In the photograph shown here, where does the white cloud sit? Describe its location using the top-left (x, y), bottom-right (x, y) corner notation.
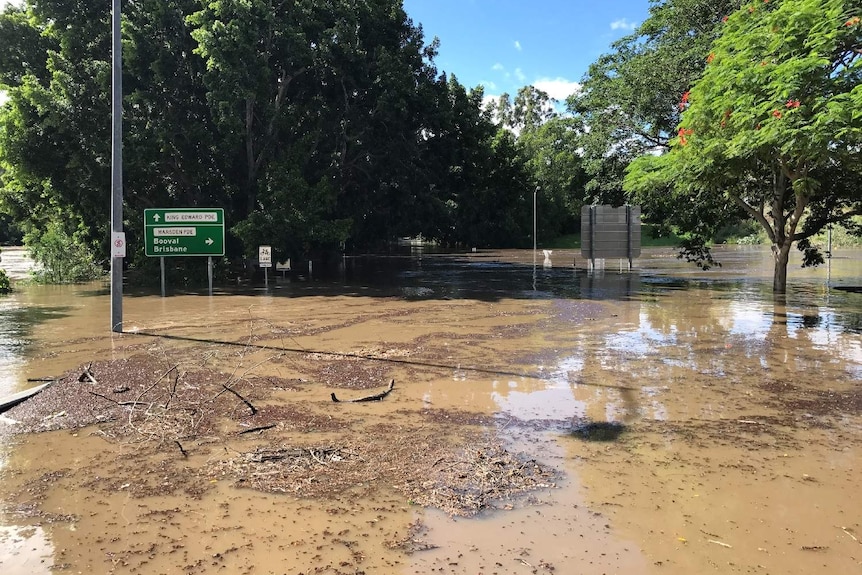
top-left (534, 77), bottom-right (582, 100)
top-left (492, 62), bottom-right (505, 71)
top-left (479, 80), bottom-right (498, 91)
top-left (514, 40), bottom-right (522, 51)
top-left (514, 68), bottom-right (526, 82)
top-left (482, 93), bottom-right (499, 110)
top-left (610, 18), bottom-right (638, 31)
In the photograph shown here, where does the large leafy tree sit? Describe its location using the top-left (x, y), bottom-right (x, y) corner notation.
top-left (570, 0), bottom-right (743, 206)
top-left (0, 0), bottom-right (112, 275)
top-left (189, 0), bottom-right (443, 258)
top-left (625, 0), bottom-right (861, 293)
top-left (425, 76), bottom-right (530, 248)
top-left (517, 116), bottom-right (587, 238)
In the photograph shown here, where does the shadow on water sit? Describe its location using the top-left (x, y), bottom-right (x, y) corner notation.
top-left (570, 420), bottom-right (627, 442)
top-left (116, 247), bottom-right (862, 334)
top-left (122, 253), bottom-right (730, 302)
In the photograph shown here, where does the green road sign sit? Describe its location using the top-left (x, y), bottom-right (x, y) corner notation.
top-left (144, 208), bottom-right (225, 257)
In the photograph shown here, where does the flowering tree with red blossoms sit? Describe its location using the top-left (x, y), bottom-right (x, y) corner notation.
top-left (625, 0), bottom-right (861, 293)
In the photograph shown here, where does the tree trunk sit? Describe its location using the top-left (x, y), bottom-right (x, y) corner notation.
top-left (772, 243), bottom-right (791, 294)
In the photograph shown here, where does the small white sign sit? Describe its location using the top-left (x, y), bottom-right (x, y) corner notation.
top-left (112, 232), bottom-right (126, 258)
top-left (164, 211), bottom-right (219, 222)
top-left (154, 227), bottom-right (197, 236)
top-left (259, 245), bottom-right (272, 268)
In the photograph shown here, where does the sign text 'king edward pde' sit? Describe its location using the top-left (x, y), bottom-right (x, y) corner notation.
top-left (144, 208), bottom-right (225, 257)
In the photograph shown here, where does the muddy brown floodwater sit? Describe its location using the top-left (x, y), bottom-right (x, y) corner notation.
top-left (0, 246), bottom-right (860, 575)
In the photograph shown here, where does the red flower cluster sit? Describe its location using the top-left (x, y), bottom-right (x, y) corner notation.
top-left (772, 110), bottom-right (782, 118)
top-left (679, 91), bottom-right (690, 110)
top-left (722, 15), bottom-right (729, 22)
top-left (678, 127), bottom-right (693, 146)
top-left (786, 99), bottom-right (800, 108)
top-left (846, 17), bottom-right (861, 27)
top-left (707, 52), bottom-right (715, 64)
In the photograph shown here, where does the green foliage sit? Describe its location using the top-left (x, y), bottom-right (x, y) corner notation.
top-left (518, 116), bottom-right (587, 238)
top-left (26, 220), bottom-right (102, 283)
top-left (714, 220), bottom-right (764, 244)
top-left (0, 212), bottom-right (22, 244)
top-left (625, 0), bottom-right (862, 291)
top-left (0, 0), bottom-right (575, 272)
top-left (570, 0), bottom-right (744, 205)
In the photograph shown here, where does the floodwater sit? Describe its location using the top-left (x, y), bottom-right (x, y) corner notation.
top-left (0, 245), bottom-right (860, 574)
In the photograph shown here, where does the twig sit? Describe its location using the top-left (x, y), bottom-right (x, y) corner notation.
top-left (308, 448), bottom-right (328, 466)
top-left (88, 391), bottom-right (119, 405)
top-left (737, 419), bottom-right (763, 425)
top-left (238, 424), bottom-right (276, 435)
top-left (163, 370), bottom-right (181, 410)
top-left (128, 365), bottom-right (179, 428)
top-left (708, 539), bottom-right (732, 548)
top-left (89, 391), bottom-right (148, 408)
top-left (77, 363), bottom-right (98, 384)
top-left (175, 440), bottom-right (188, 458)
top-left (27, 377), bottom-right (57, 382)
top-left (331, 379), bottom-right (395, 403)
top-left (222, 383), bottom-right (257, 415)
top-left (840, 527), bottom-right (859, 542)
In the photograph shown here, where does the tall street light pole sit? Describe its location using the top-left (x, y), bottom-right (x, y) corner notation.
top-left (110, 0), bottom-right (123, 333)
top-left (533, 187), bottom-right (538, 267)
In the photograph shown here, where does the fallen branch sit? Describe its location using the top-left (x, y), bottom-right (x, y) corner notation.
top-left (27, 377), bottom-right (57, 383)
top-left (331, 379), bottom-right (395, 403)
top-left (77, 363), bottom-right (98, 384)
top-left (88, 391), bottom-right (151, 408)
top-left (708, 539), bottom-right (732, 548)
top-left (308, 448), bottom-right (328, 466)
top-left (163, 370), bottom-right (181, 410)
top-left (175, 440), bottom-right (188, 458)
top-left (222, 383), bottom-right (257, 415)
top-left (238, 424), bottom-right (276, 435)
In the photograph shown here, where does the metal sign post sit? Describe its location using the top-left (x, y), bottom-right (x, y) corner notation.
top-left (259, 245), bottom-right (272, 288)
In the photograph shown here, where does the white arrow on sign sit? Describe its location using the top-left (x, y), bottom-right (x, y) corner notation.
top-left (205, 238), bottom-right (214, 245)
top-left (153, 214), bottom-right (161, 222)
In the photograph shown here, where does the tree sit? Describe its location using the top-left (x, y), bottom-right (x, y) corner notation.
top-left (0, 0), bottom-right (112, 277)
top-left (517, 116), bottom-right (587, 238)
top-left (189, 0), bottom-right (442, 258)
top-left (425, 77), bottom-right (531, 248)
top-left (570, 0), bottom-right (744, 206)
top-left (493, 86), bottom-right (557, 135)
top-left (625, 0), bottom-right (862, 293)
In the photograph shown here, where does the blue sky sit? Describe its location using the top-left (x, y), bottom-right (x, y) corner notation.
top-left (402, 0), bottom-right (651, 103)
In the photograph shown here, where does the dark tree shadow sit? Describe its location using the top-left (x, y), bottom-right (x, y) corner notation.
top-left (569, 420), bottom-right (627, 442)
